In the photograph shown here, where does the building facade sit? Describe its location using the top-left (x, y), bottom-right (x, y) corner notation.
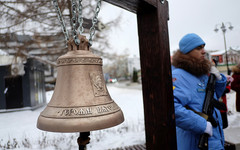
top-left (0, 56), bottom-right (46, 111)
top-left (210, 48), bottom-right (240, 65)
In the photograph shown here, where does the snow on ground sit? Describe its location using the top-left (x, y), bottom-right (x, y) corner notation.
top-left (0, 82), bottom-right (239, 149)
top-left (225, 90), bottom-right (240, 129)
top-left (0, 83), bottom-right (145, 150)
top-left (224, 91), bottom-right (240, 145)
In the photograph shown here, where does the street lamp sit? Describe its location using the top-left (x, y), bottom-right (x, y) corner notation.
top-left (214, 22), bottom-right (233, 75)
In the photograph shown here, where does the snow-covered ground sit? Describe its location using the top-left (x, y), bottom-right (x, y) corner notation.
top-left (0, 83), bottom-right (145, 150)
top-left (0, 82), bottom-right (239, 149)
top-left (223, 91), bottom-right (240, 145)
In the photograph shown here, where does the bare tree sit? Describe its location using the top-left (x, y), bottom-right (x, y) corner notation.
top-left (0, 0), bottom-right (122, 63)
top-left (103, 52), bottom-right (129, 79)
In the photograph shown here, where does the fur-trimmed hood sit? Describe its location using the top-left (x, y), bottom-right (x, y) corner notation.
top-left (232, 65), bottom-right (240, 74)
top-left (172, 50), bottom-right (211, 76)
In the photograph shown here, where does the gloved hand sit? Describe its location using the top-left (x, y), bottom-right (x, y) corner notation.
top-left (204, 121), bottom-right (213, 136)
top-left (210, 66), bottom-right (222, 80)
top-left (226, 75), bottom-right (234, 83)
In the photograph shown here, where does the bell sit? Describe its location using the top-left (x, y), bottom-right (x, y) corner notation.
top-left (37, 35), bottom-right (124, 132)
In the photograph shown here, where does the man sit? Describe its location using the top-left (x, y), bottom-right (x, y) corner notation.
top-left (172, 33), bottom-right (227, 150)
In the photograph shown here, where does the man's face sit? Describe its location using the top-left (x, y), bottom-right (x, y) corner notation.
top-left (187, 45), bottom-right (206, 61)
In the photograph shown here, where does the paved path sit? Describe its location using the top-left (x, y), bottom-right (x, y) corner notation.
top-left (109, 144), bottom-right (146, 150)
top-left (224, 127), bottom-right (240, 150)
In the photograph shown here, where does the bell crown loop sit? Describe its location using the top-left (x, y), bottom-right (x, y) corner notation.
top-left (67, 34), bottom-right (89, 51)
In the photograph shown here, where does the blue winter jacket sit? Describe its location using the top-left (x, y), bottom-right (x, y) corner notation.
top-left (172, 68), bottom-right (227, 150)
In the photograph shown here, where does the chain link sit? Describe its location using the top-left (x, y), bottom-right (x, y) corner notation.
top-left (52, 0), bottom-right (102, 47)
top-left (88, 0), bottom-right (102, 46)
top-left (78, 0), bottom-right (84, 34)
top-left (71, 0), bottom-right (80, 45)
top-left (52, 0), bottom-right (69, 46)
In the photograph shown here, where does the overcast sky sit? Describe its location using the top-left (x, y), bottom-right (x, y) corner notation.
top-left (98, 0), bottom-right (240, 57)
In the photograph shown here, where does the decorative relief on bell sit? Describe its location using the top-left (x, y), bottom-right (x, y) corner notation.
top-left (90, 71), bottom-right (108, 96)
top-left (57, 57), bottom-right (102, 66)
top-left (40, 102), bottom-right (120, 118)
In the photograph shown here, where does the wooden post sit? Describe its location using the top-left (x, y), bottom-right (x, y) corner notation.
top-left (103, 1), bottom-right (176, 149)
top-left (137, 1), bottom-right (176, 149)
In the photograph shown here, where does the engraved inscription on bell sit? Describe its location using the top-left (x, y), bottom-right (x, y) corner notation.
top-left (59, 108), bottom-right (92, 116)
top-left (41, 102), bottom-right (120, 119)
top-left (97, 105), bottom-right (113, 113)
top-left (90, 71), bottom-right (108, 96)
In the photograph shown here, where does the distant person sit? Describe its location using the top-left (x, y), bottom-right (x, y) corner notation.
top-left (172, 33), bottom-right (227, 150)
top-left (219, 75), bottom-right (234, 128)
top-left (212, 58), bottom-right (218, 66)
top-left (231, 63), bottom-right (240, 112)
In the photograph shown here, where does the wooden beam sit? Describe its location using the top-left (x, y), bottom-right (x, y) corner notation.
top-left (102, 0), bottom-right (157, 13)
top-left (137, 1), bottom-right (176, 149)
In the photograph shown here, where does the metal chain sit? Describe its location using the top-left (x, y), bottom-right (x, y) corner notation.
top-left (52, 0), bottom-right (102, 47)
top-left (71, 0), bottom-right (80, 45)
top-left (78, 0), bottom-right (84, 34)
top-left (52, 0), bottom-right (69, 46)
top-left (88, 0), bottom-right (102, 46)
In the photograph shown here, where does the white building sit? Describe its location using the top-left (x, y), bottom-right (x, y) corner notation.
top-left (208, 48), bottom-right (240, 65)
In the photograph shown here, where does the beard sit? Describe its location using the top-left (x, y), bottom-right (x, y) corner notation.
top-left (172, 50), bottom-right (211, 76)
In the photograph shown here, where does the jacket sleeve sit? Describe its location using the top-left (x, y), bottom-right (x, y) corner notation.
top-left (231, 74), bottom-right (240, 92)
top-left (215, 73), bottom-right (227, 99)
top-left (173, 74), bottom-right (206, 134)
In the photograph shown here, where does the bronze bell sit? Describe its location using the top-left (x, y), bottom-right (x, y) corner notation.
top-left (37, 35), bottom-right (124, 132)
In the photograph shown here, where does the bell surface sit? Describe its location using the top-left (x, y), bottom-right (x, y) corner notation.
top-left (37, 36), bottom-right (124, 132)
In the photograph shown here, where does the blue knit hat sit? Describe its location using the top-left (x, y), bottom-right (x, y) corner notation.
top-left (179, 33), bottom-right (205, 54)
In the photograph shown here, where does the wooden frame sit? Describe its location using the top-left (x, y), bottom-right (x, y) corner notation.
top-left (102, 0), bottom-right (177, 149)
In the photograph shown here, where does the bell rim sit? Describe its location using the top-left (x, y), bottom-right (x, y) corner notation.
top-left (37, 110), bottom-right (124, 132)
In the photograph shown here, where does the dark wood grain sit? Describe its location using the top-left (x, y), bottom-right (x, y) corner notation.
top-left (136, 1), bottom-right (177, 150)
top-left (102, 0), bottom-right (157, 13)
